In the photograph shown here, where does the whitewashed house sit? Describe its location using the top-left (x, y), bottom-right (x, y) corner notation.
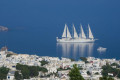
top-left (7, 70), bottom-right (15, 80)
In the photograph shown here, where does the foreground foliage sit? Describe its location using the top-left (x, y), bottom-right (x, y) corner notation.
top-left (40, 60), bottom-right (49, 66)
top-left (69, 64), bottom-right (84, 80)
top-left (16, 63), bottom-right (48, 79)
top-left (99, 76), bottom-right (114, 80)
top-left (80, 57), bottom-right (89, 63)
top-left (102, 64), bottom-right (120, 78)
top-left (15, 71), bottom-right (23, 80)
top-left (6, 54), bottom-right (12, 57)
top-left (57, 67), bottom-right (71, 71)
top-left (0, 67), bottom-right (9, 80)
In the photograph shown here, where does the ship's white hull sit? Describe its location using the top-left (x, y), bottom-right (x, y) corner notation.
top-left (57, 38), bottom-right (95, 43)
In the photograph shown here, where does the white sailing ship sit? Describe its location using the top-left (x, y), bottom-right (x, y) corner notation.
top-left (56, 24), bottom-right (97, 43)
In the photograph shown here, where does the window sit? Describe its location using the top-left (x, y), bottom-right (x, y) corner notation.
top-left (8, 76), bottom-right (10, 79)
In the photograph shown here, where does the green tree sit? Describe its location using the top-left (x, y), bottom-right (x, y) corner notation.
top-left (102, 65), bottom-right (118, 77)
top-left (101, 64), bottom-right (120, 78)
top-left (16, 63), bottom-right (30, 79)
top-left (87, 71), bottom-right (91, 75)
top-left (16, 63), bottom-right (48, 79)
top-left (29, 66), bottom-right (39, 77)
top-left (40, 60), bottom-right (49, 66)
top-left (95, 72), bottom-right (99, 75)
top-left (80, 57), bottom-right (89, 63)
top-left (0, 67), bottom-right (9, 80)
top-left (108, 77), bottom-right (114, 80)
top-left (70, 58), bottom-right (75, 61)
top-left (6, 54), bottom-right (12, 57)
top-left (14, 71), bottom-right (23, 80)
top-left (37, 67), bottom-right (48, 73)
top-left (21, 67), bottom-right (30, 79)
top-left (99, 76), bottom-right (114, 80)
top-left (69, 64), bottom-right (84, 80)
top-left (111, 63), bottom-right (119, 68)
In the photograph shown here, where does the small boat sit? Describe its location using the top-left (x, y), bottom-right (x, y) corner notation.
top-left (97, 47), bottom-right (107, 52)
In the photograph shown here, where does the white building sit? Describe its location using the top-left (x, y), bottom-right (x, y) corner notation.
top-left (7, 70), bottom-right (15, 80)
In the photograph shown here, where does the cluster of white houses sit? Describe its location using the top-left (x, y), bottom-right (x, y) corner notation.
top-left (0, 49), bottom-right (120, 80)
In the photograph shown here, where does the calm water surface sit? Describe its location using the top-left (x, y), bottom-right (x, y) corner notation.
top-left (0, 0), bottom-right (120, 60)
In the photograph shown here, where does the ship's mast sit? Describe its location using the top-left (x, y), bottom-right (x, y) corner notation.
top-left (79, 24), bottom-right (82, 38)
top-left (73, 24), bottom-right (78, 38)
top-left (66, 25), bottom-right (72, 38)
top-left (62, 24), bottom-right (67, 38)
top-left (72, 24), bottom-right (74, 38)
top-left (80, 24), bottom-right (86, 39)
top-left (88, 24), bottom-right (94, 39)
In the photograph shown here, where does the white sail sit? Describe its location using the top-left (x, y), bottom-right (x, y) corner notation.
top-left (67, 26), bottom-right (72, 38)
top-left (88, 24), bottom-right (94, 39)
top-left (73, 24), bottom-right (78, 38)
top-left (62, 24), bottom-right (67, 38)
top-left (80, 25), bottom-right (86, 39)
top-left (79, 33), bottom-right (82, 38)
top-left (57, 24), bottom-right (96, 43)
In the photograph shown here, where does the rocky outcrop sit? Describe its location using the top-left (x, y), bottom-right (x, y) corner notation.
top-left (0, 26), bottom-right (8, 31)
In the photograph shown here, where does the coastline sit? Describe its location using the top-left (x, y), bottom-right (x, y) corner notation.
top-left (0, 47), bottom-right (120, 80)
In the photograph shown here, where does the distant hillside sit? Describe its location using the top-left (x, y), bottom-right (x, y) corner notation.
top-left (0, 26), bottom-right (8, 31)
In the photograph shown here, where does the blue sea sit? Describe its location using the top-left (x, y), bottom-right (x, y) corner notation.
top-left (0, 0), bottom-right (120, 60)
